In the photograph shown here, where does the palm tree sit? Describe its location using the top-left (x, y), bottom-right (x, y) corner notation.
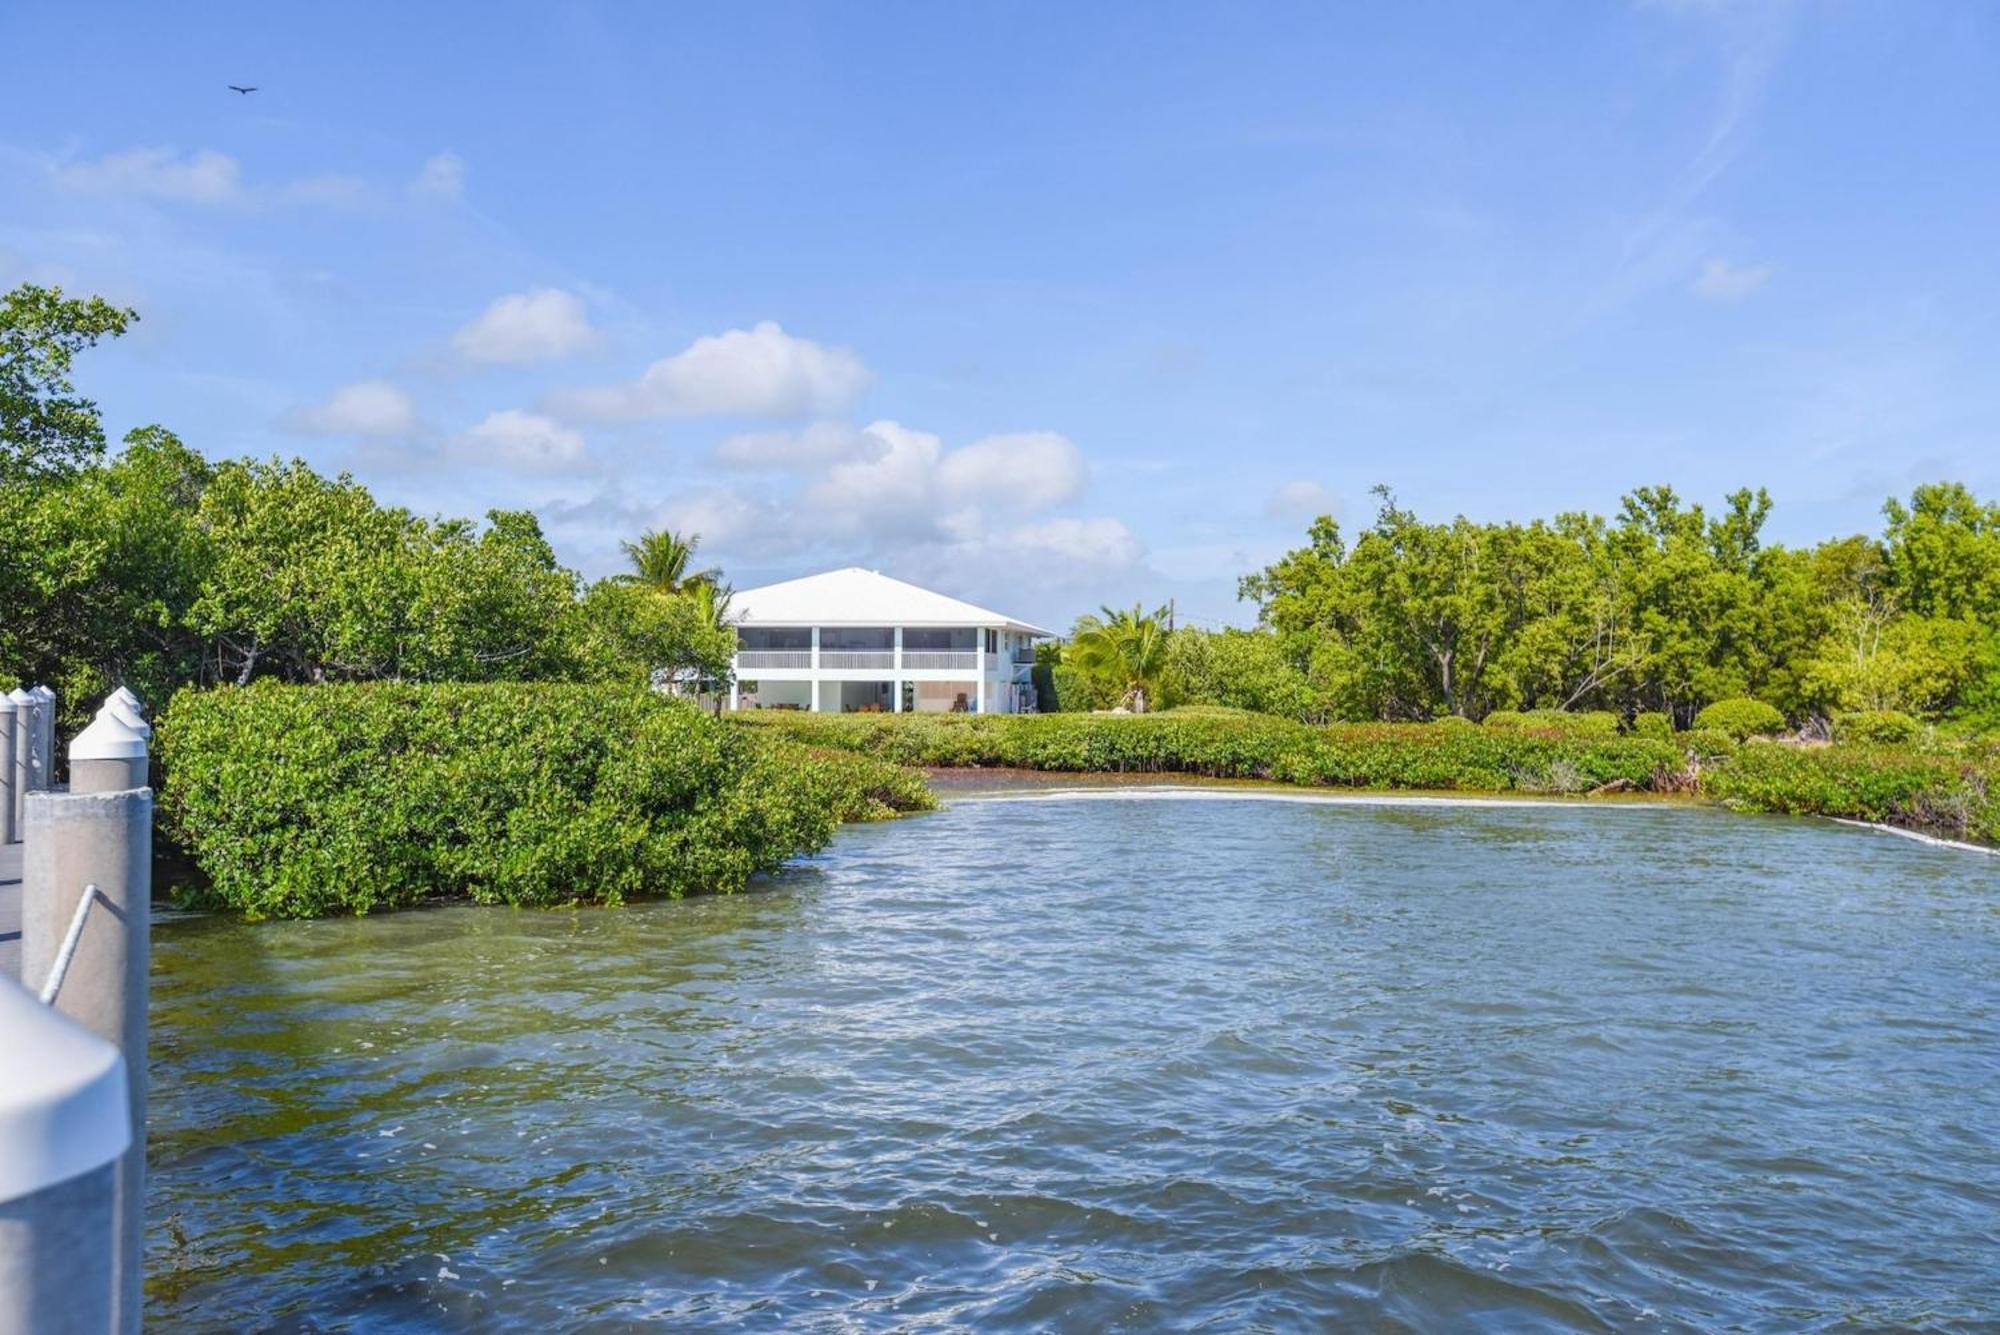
top-left (1068, 602), bottom-right (1174, 712)
top-left (617, 528), bottom-right (719, 595)
top-left (686, 578), bottom-right (734, 636)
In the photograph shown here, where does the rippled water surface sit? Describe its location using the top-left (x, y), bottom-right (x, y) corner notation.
top-left (149, 794), bottom-right (2000, 1330)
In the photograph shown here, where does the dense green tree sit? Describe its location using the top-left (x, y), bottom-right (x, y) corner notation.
top-left (0, 284), bottom-right (137, 482)
top-left (568, 578), bottom-right (737, 691)
top-left (1239, 481), bottom-right (1999, 730)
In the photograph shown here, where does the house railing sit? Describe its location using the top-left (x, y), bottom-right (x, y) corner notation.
top-left (735, 648), bottom-right (1026, 673)
top-left (736, 651), bottom-right (811, 669)
top-left (900, 651), bottom-right (979, 670)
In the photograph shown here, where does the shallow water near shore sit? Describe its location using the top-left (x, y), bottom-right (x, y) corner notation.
top-left (147, 795), bottom-right (2000, 1330)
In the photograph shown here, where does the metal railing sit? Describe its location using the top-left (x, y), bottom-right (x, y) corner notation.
top-left (819, 651), bottom-right (896, 669)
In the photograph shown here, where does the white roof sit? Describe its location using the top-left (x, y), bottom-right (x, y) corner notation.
top-left (733, 568), bottom-right (1053, 635)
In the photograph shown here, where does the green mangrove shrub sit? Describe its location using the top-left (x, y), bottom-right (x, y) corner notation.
top-left (738, 710), bottom-right (1683, 794)
top-left (1631, 711), bottom-right (1675, 741)
top-left (1481, 708), bottom-right (1622, 739)
top-left (1693, 697), bottom-right (1787, 740)
top-left (1706, 743), bottom-right (1998, 844)
top-left (1682, 728), bottom-right (1739, 761)
top-left (156, 682), bottom-right (931, 918)
top-left (1833, 709), bottom-right (1922, 745)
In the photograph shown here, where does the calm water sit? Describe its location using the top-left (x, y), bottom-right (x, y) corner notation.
top-left (148, 793), bottom-right (2000, 1331)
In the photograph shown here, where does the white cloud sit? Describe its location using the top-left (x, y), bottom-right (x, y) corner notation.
top-left (453, 410), bottom-right (587, 473)
top-left (452, 288), bottom-right (598, 366)
top-left (937, 431), bottom-right (1085, 513)
top-left (410, 152), bottom-right (466, 203)
top-left (1695, 258), bottom-right (1772, 302)
top-left (805, 421), bottom-right (946, 539)
top-left (1266, 479), bottom-right (1339, 522)
top-left (57, 147), bottom-right (241, 203)
top-left (544, 415), bottom-right (1140, 601)
top-left (285, 381), bottom-right (418, 438)
top-left (714, 422), bottom-right (881, 472)
top-left (657, 489), bottom-right (783, 548)
top-left (789, 422), bottom-right (1087, 541)
top-left (551, 321), bottom-right (872, 421)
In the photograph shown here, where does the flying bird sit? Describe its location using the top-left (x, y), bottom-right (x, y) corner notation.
top-left (227, 85), bottom-right (258, 94)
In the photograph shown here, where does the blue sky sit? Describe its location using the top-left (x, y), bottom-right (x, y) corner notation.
top-left (4, 2), bottom-right (1997, 628)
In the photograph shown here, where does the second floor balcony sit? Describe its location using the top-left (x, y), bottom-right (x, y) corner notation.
top-left (735, 625), bottom-right (1028, 674)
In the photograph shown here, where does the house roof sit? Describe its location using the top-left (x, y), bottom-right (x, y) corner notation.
top-left (732, 567), bottom-right (1054, 636)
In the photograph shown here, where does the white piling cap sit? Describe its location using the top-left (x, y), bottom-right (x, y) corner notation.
top-left (0, 694), bottom-right (12, 714)
top-left (109, 686), bottom-right (145, 717)
top-left (71, 706), bottom-right (149, 761)
top-left (4, 687), bottom-right (29, 707)
top-left (106, 696), bottom-right (152, 740)
top-left (0, 976), bottom-right (131, 1203)
top-left (29, 685), bottom-right (54, 703)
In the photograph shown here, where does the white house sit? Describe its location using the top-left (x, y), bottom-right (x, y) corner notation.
top-left (728, 568), bottom-right (1053, 714)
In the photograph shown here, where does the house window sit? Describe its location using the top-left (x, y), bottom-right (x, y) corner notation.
top-left (985, 629), bottom-right (998, 655)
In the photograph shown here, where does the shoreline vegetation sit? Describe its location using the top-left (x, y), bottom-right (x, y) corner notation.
top-left (741, 707), bottom-right (2000, 849)
top-left (155, 683), bottom-right (931, 919)
top-left (156, 687), bottom-right (1996, 919)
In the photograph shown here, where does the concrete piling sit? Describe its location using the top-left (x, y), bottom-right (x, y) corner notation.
top-left (0, 975), bottom-right (130, 1335)
top-left (29, 687), bottom-right (55, 789)
top-left (0, 693), bottom-right (14, 844)
top-left (21, 695), bottom-right (152, 1335)
top-left (69, 705), bottom-right (150, 795)
top-left (5, 688), bottom-right (30, 834)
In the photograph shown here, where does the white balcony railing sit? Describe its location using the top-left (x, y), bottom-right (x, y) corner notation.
top-left (737, 647), bottom-right (1018, 673)
top-left (900, 650), bottom-right (979, 670)
top-left (819, 651), bottom-right (896, 669)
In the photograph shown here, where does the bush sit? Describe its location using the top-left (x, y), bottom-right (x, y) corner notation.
top-left (1481, 708), bottom-right (1621, 739)
top-left (1707, 743), bottom-right (1999, 845)
top-left (1035, 662), bottom-right (1100, 713)
top-left (1833, 709), bottom-right (1921, 745)
top-left (156, 682), bottom-right (932, 918)
top-left (1631, 711), bottom-right (1675, 741)
top-left (1692, 697), bottom-right (1787, 740)
top-left (738, 710), bottom-right (1685, 795)
top-left (1682, 728), bottom-right (1739, 761)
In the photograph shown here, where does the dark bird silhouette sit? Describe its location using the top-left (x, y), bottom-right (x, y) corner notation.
top-left (227, 85), bottom-right (258, 94)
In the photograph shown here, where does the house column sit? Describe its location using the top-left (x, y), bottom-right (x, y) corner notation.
top-left (809, 627), bottom-right (821, 712)
top-left (975, 630), bottom-right (987, 715)
top-left (892, 627), bottom-right (904, 713)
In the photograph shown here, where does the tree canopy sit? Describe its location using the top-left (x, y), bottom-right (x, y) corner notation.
top-left (0, 283), bottom-right (734, 715)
